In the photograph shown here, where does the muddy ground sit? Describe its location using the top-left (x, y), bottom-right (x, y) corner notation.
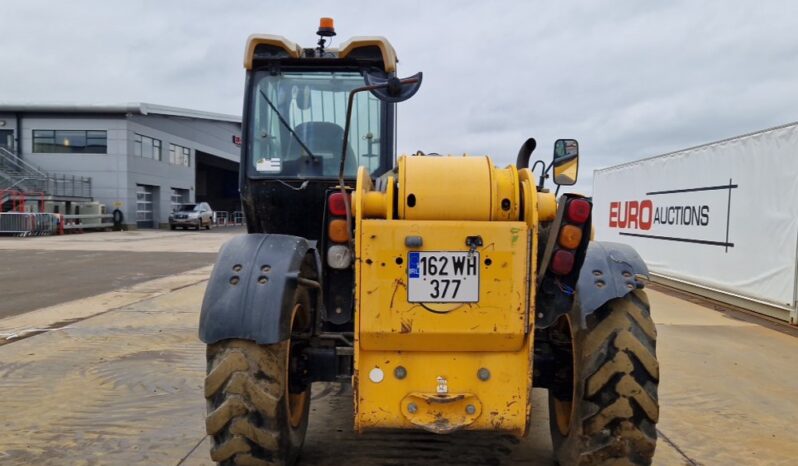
top-left (0, 229), bottom-right (795, 465)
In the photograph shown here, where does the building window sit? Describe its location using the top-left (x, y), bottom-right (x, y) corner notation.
top-left (133, 133), bottom-right (162, 160)
top-left (169, 143), bottom-right (191, 167)
top-left (32, 130), bottom-right (107, 154)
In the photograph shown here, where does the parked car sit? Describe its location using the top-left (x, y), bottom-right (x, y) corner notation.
top-left (169, 202), bottom-right (213, 230)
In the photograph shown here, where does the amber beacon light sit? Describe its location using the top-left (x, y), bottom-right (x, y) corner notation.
top-left (317, 17), bottom-right (336, 37)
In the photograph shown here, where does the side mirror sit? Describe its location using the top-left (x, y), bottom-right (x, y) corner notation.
top-left (363, 72), bottom-right (423, 103)
top-left (553, 139), bottom-right (579, 186)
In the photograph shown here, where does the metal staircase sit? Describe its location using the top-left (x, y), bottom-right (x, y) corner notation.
top-left (0, 147), bottom-right (92, 210)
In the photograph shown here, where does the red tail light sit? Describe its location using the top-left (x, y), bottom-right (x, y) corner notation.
top-left (566, 199), bottom-right (591, 224)
top-left (328, 192), bottom-right (348, 216)
top-left (551, 249), bottom-right (575, 275)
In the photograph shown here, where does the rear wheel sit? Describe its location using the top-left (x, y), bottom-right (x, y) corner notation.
top-left (205, 289), bottom-right (311, 465)
top-left (548, 289), bottom-right (659, 465)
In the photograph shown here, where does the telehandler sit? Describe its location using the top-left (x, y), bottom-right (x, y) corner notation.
top-left (199, 18), bottom-right (659, 466)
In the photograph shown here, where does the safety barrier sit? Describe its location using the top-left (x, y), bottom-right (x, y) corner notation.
top-left (0, 212), bottom-right (60, 237)
top-left (232, 211), bottom-right (245, 225)
top-left (213, 211), bottom-right (245, 227)
top-left (61, 213), bottom-right (115, 232)
top-left (214, 211), bottom-right (229, 225)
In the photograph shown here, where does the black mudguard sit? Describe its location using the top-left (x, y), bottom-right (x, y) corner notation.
top-left (575, 241), bottom-right (648, 326)
top-left (199, 234), bottom-right (319, 345)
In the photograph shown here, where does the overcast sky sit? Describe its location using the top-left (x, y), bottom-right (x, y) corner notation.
top-left (2, 0), bottom-right (797, 192)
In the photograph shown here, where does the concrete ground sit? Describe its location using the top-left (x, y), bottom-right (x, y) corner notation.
top-left (0, 250), bottom-right (216, 318)
top-left (0, 227), bottom-right (242, 318)
top-left (0, 229), bottom-right (796, 465)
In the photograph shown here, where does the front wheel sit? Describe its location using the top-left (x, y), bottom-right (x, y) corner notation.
top-left (549, 289), bottom-right (660, 465)
top-left (205, 290), bottom-right (311, 465)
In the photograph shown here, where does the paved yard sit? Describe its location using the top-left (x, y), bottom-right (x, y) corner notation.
top-left (0, 229), bottom-right (795, 465)
top-left (0, 228), bottom-right (243, 318)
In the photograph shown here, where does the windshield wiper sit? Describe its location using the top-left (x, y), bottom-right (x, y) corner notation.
top-left (258, 88), bottom-right (317, 162)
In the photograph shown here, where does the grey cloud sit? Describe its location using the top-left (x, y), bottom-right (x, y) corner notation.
top-left (2, 0), bottom-right (797, 194)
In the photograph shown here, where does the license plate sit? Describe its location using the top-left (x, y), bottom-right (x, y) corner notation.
top-left (407, 251), bottom-right (479, 303)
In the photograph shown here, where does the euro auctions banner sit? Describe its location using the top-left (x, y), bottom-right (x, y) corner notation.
top-left (607, 182), bottom-right (732, 249)
top-left (593, 123), bottom-right (798, 310)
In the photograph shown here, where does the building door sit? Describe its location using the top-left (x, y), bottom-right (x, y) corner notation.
top-left (170, 188), bottom-right (190, 212)
top-left (0, 130), bottom-right (14, 151)
top-left (136, 184), bottom-right (155, 228)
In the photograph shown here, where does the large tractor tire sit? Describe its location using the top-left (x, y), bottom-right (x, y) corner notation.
top-left (205, 290), bottom-right (312, 466)
top-left (549, 289), bottom-right (659, 466)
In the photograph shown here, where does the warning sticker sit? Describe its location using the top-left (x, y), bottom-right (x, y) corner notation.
top-left (256, 158), bottom-right (281, 173)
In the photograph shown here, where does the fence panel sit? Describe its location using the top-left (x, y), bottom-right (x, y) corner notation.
top-left (232, 211), bottom-right (244, 225)
top-left (214, 211), bottom-right (229, 226)
top-left (0, 212), bottom-right (60, 237)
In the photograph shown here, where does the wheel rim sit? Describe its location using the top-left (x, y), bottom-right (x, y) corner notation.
top-left (553, 314), bottom-right (576, 436)
top-left (286, 303), bottom-right (309, 428)
top-left (553, 398), bottom-right (572, 435)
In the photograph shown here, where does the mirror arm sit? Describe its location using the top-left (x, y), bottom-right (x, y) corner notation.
top-left (338, 86), bottom-right (365, 188)
top-left (529, 160), bottom-right (547, 189)
top-left (337, 77), bottom-right (421, 254)
top-left (539, 160), bottom-right (554, 189)
top-left (338, 77), bottom-right (420, 187)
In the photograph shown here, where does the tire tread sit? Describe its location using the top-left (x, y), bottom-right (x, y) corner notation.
top-left (205, 340), bottom-right (293, 465)
top-left (579, 290), bottom-right (659, 464)
top-left (552, 289), bottom-right (660, 465)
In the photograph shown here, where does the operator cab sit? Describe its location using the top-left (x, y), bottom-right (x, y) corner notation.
top-left (249, 71), bottom-right (389, 179)
top-left (240, 24), bottom-right (399, 239)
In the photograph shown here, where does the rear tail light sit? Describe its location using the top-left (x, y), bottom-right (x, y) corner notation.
top-left (328, 192), bottom-right (348, 216)
top-left (551, 249), bottom-right (575, 275)
top-left (558, 224), bottom-right (583, 249)
top-left (327, 245), bottom-right (352, 269)
top-left (328, 219), bottom-right (349, 243)
top-left (566, 199), bottom-right (591, 224)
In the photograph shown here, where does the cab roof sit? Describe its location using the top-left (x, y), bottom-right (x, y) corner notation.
top-left (244, 34), bottom-right (398, 73)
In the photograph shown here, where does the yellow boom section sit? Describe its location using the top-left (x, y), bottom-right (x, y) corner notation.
top-left (353, 156), bottom-right (543, 435)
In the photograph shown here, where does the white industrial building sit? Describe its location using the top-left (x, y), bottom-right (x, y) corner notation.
top-left (0, 103), bottom-right (241, 229)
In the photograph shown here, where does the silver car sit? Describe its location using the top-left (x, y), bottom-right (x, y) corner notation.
top-left (169, 202), bottom-right (213, 230)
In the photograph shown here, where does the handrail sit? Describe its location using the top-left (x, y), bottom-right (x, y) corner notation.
top-left (0, 147), bottom-right (48, 178)
top-left (0, 147), bottom-right (92, 198)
